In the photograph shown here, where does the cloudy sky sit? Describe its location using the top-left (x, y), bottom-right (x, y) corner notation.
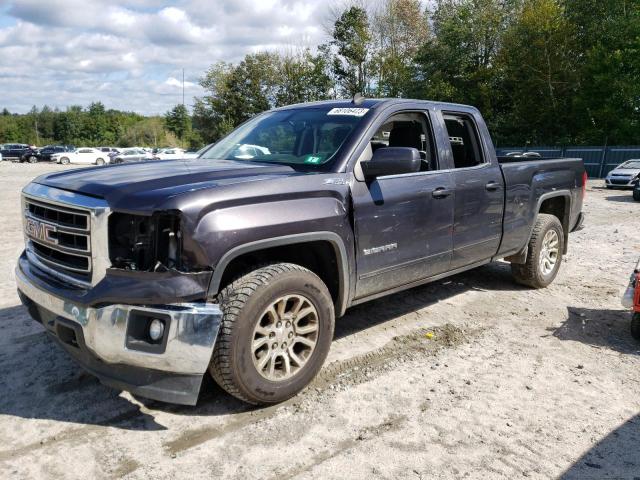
top-left (0, 0), bottom-right (332, 115)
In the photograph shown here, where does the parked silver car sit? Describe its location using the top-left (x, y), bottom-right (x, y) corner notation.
top-left (605, 159), bottom-right (640, 189)
top-left (112, 148), bottom-right (153, 164)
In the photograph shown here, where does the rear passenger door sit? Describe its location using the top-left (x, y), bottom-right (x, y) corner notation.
top-left (352, 108), bottom-right (455, 299)
top-left (438, 111), bottom-right (504, 268)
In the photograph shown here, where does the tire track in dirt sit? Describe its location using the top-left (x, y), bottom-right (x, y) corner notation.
top-left (0, 323), bottom-right (472, 470)
top-left (267, 415), bottom-right (408, 480)
top-left (163, 323), bottom-right (474, 456)
top-left (0, 407), bottom-right (153, 462)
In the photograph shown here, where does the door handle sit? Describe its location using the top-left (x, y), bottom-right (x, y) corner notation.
top-left (485, 181), bottom-right (500, 191)
top-left (432, 187), bottom-right (452, 199)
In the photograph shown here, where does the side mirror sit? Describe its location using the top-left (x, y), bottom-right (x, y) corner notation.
top-left (361, 147), bottom-right (421, 180)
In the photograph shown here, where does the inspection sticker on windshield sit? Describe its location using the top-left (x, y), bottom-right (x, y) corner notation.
top-left (327, 107), bottom-right (369, 117)
top-left (304, 155), bottom-right (323, 164)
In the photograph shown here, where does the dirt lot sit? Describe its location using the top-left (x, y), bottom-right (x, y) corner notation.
top-left (0, 161), bottom-right (639, 480)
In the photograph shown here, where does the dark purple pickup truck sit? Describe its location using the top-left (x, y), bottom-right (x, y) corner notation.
top-left (15, 99), bottom-right (586, 405)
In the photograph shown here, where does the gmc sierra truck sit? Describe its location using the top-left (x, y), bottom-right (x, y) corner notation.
top-left (15, 99), bottom-right (586, 405)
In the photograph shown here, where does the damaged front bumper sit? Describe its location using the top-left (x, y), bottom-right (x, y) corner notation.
top-left (15, 255), bottom-right (222, 405)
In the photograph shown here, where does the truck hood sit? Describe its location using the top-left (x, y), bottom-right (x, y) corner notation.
top-left (34, 159), bottom-right (303, 210)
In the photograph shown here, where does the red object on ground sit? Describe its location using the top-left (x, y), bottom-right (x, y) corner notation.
top-left (634, 269), bottom-right (640, 313)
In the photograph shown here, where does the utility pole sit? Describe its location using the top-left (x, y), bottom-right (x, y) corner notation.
top-left (34, 118), bottom-right (39, 146)
top-left (182, 68), bottom-right (185, 107)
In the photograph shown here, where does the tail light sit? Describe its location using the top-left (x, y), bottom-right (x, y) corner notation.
top-left (582, 171), bottom-right (588, 197)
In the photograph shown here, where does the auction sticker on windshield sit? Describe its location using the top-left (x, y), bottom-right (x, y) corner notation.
top-left (327, 108), bottom-right (369, 117)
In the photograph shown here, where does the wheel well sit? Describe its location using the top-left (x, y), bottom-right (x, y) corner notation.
top-left (217, 240), bottom-right (341, 307)
top-left (539, 195), bottom-right (570, 251)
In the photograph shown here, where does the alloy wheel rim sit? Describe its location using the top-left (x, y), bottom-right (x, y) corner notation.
top-left (539, 229), bottom-right (559, 276)
top-left (251, 294), bottom-right (319, 381)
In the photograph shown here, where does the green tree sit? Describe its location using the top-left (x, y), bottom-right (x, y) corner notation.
top-left (164, 104), bottom-right (191, 145)
top-left (563, 0), bottom-right (640, 144)
top-left (275, 49), bottom-right (333, 106)
top-left (411, 0), bottom-right (518, 128)
top-left (372, 0), bottom-right (429, 97)
top-left (86, 101), bottom-right (109, 144)
top-left (330, 6), bottom-right (372, 96)
top-left (496, 0), bottom-right (578, 144)
top-left (194, 53), bottom-right (279, 141)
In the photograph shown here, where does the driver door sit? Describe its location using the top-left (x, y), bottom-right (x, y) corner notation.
top-left (352, 110), bottom-right (455, 299)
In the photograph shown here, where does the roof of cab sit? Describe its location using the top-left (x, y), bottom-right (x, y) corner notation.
top-left (272, 97), bottom-right (477, 113)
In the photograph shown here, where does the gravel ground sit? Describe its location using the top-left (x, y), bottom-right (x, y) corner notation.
top-left (0, 161), bottom-right (639, 480)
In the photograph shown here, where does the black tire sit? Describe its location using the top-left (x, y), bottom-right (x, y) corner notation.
top-left (28, 155), bottom-right (38, 163)
top-left (631, 313), bottom-right (640, 341)
top-left (633, 189), bottom-right (640, 202)
top-left (209, 263), bottom-right (335, 405)
top-left (96, 158), bottom-right (105, 165)
top-left (605, 185), bottom-right (613, 189)
top-left (511, 213), bottom-right (564, 288)
top-left (60, 157), bottom-right (70, 165)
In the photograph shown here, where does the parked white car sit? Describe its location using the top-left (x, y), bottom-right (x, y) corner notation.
top-left (52, 148), bottom-right (110, 165)
top-left (153, 148), bottom-right (188, 160)
top-left (604, 159), bottom-right (640, 189)
top-left (232, 144), bottom-right (271, 159)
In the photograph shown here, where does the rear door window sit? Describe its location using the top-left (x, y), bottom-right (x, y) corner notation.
top-left (443, 113), bottom-right (485, 169)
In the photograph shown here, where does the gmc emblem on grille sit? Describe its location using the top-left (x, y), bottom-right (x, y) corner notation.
top-left (25, 218), bottom-right (58, 245)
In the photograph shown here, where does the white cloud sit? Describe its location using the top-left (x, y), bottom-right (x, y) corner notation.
top-left (0, 0), bottom-right (332, 115)
top-left (164, 77), bottom-right (196, 88)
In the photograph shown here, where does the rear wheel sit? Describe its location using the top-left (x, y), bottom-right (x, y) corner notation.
top-left (209, 263), bottom-right (335, 404)
top-left (96, 158), bottom-right (105, 165)
top-left (511, 213), bottom-right (564, 288)
top-left (633, 189), bottom-right (640, 202)
top-left (28, 155), bottom-right (38, 163)
top-left (631, 313), bottom-right (640, 341)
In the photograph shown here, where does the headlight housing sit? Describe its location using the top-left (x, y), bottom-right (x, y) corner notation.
top-left (108, 212), bottom-right (182, 271)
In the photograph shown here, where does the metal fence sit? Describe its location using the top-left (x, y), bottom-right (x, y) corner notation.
top-left (495, 146), bottom-right (640, 178)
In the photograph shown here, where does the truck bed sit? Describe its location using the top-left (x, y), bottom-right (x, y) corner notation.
top-left (497, 156), bottom-right (585, 259)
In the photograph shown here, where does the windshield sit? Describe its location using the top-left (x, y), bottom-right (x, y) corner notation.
top-left (619, 160), bottom-right (640, 169)
top-left (199, 107), bottom-right (368, 167)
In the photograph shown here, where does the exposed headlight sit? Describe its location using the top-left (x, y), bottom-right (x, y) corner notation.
top-left (108, 212), bottom-right (182, 271)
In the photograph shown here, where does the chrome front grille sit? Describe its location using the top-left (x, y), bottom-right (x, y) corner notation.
top-left (22, 183), bottom-right (111, 288)
top-left (24, 198), bottom-right (92, 281)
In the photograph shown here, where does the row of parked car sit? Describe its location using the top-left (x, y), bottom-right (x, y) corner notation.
top-left (0, 144), bottom-right (200, 165)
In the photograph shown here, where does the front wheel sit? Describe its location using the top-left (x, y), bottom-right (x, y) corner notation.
top-left (209, 263), bottom-right (335, 404)
top-left (96, 158), bottom-right (105, 165)
top-left (60, 157), bottom-right (70, 165)
top-left (511, 213), bottom-right (564, 288)
top-left (28, 155), bottom-right (38, 163)
top-left (633, 189), bottom-right (640, 202)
